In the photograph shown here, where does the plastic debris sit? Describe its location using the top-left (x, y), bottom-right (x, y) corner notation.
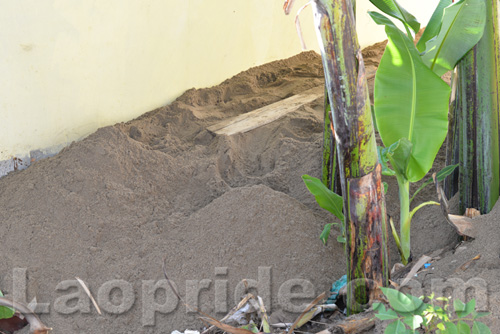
top-left (171, 331), bottom-right (200, 334)
top-left (326, 275), bottom-right (347, 304)
top-left (424, 263), bottom-right (431, 269)
top-left (227, 302), bottom-right (258, 325)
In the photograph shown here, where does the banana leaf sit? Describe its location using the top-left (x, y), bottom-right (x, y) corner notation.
top-left (302, 175), bottom-right (344, 223)
top-left (410, 164), bottom-right (458, 203)
top-left (421, 0), bottom-right (486, 76)
top-left (385, 138), bottom-right (412, 180)
top-left (377, 146), bottom-right (395, 176)
top-left (368, 0), bottom-right (420, 34)
top-left (370, 12), bottom-right (451, 182)
top-left (416, 0), bottom-right (452, 52)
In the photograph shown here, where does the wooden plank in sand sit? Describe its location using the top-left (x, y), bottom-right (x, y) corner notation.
top-left (207, 85), bottom-right (323, 136)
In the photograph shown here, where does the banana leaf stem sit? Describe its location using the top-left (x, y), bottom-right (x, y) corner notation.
top-left (396, 174), bottom-right (410, 265)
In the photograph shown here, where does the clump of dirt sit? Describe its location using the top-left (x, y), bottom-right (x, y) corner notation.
top-left (0, 41), bottom-right (496, 334)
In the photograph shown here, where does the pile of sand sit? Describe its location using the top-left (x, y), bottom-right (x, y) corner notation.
top-left (1, 46), bottom-right (495, 334)
top-left (0, 52), bottom-right (344, 333)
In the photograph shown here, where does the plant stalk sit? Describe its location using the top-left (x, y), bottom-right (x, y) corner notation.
top-left (396, 174), bottom-right (410, 265)
top-left (311, 0), bottom-right (389, 314)
top-left (321, 87), bottom-right (341, 194)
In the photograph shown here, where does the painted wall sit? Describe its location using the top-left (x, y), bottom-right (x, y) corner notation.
top-left (0, 0), bottom-right (434, 174)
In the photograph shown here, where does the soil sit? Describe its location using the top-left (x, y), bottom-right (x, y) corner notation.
top-left (0, 43), bottom-right (498, 334)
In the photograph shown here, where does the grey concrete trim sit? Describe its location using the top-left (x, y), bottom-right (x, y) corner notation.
top-left (0, 144), bottom-right (66, 178)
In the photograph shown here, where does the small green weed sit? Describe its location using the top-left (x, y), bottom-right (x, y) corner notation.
top-left (302, 174), bottom-right (345, 244)
top-left (373, 287), bottom-right (491, 333)
top-left (0, 290), bottom-right (14, 320)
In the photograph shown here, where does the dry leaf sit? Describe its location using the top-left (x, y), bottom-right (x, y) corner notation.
top-left (337, 316), bottom-right (375, 333)
top-left (201, 294), bottom-right (254, 334)
top-left (400, 255), bottom-right (432, 287)
top-left (434, 174), bottom-right (477, 238)
top-left (389, 279), bottom-right (400, 289)
top-left (456, 254), bottom-right (481, 273)
top-left (391, 263), bottom-right (405, 275)
top-left (257, 296), bottom-right (271, 333)
top-left (287, 292), bottom-right (326, 334)
top-left (76, 277), bottom-right (102, 315)
top-left (465, 208), bottom-right (481, 218)
top-left (201, 317), bottom-right (256, 334)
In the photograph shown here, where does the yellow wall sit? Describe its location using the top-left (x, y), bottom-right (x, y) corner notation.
top-left (0, 0), bottom-right (434, 170)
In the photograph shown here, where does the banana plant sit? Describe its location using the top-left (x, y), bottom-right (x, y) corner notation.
top-left (446, 0), bottom-right (500, 215)
top-left (370, 0), bottom-right (486, 264)
top-left (287, 0), bottom-right (390, 314)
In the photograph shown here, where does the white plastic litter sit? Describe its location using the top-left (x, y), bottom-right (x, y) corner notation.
top-left (227, 302), bottom-right (259, 325)
top-left (171, 330), bottom-right (200, 334)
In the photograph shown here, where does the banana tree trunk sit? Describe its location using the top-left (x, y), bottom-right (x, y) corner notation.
top-left (311, 0), bottom-right (389, 314)
top-left (445, 0), bottom-right (500, 214)
top-left (321, 86), bottom-right (334, 188)
top-left (321, 88), bottom-right (342, 194)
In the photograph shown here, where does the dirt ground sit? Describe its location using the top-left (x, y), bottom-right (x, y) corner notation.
top-left (0, 43), bottom-right (499, 334)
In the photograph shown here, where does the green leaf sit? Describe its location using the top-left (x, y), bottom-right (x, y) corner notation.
top-left (421, 0), bottom-right (486, 76)
top-left (454, 299), bottom-right (466, 315)
top-left (372, 302), bottom-right (384, 312)
top-left (386, 139), bottom-right (412, 180)
top-left (0, 290), bottom-right (14, 320)
top-left (369, 11), bottom-right (397, 27)
top-left (369, 0), bottom-right (420, 34)
top-left (410, 164), bottom-right (458, 203)
top-left (336, 235), bottom-right (346, 243)
top-left (0, 306), bottom-right (14, 320)
top-left (320, 223), bottom-right (334, 245)
top-left (457, 321), bottom-right (471, 334)
top-left (381, 288), bottom-right (424, 314)
top-left (455, 299), bottom-right (475, 318)
top-left (454, 299), bottom-right (475, 318)
top-left (442, 321), bottom-right (458, 334)
top-left (369, 12), bottom-right (451, 182)
top-left (402, 314), bottom-right (423, 330)
top-left (416, 0), bottom-right (452, 52)
top-left (464, 299), bottom-right (477, 317)
top-left (436, 164), bottom-right (459, 181)
top-left (434, 306), bottom-right (451, 322)
top-left (474, 312), bottom-right (490, 319)
top-left (383, 181), bottom-right (388, 194)
top-left (472, 321), bottom-right (491, 334)
top-left (241, 323), bottom-right (259, 333)
top-left (378, 146), bottom-right (396, 176)
top-left (376, 308), bottom-right (400, 320)
top-left (302, 175), bottom-right (344, 222)
top-left (385, 319), bottom-right (410, 334)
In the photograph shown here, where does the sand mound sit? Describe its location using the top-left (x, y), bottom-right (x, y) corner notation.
top-left (410, 198), bottom-right (500, 330)
top-left (2, 44), bottom-right (494, 333)
top-left (0, 52), bottom-right (345, 333)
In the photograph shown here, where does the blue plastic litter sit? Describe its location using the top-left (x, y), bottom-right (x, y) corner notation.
top-left (424, 263), bottom-right (431, 269)
top-left (326, 274), bottom-right (347, 304)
